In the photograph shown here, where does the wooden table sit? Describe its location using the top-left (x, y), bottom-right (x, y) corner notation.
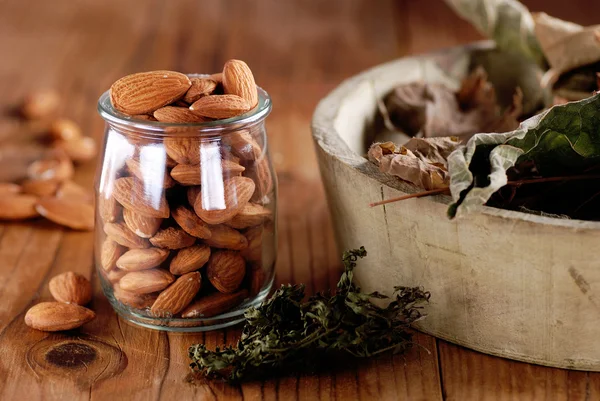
top-left (1, 0), bottom-right (599, 399)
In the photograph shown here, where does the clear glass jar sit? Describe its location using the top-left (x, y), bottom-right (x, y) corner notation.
top-left (95, 81), bottom-right (276, 331)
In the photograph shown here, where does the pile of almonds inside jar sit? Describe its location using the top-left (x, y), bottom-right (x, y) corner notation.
top-left (0, 91), bottom-right (97, 230)
top-left (97, 59), bottom-right (275, 324)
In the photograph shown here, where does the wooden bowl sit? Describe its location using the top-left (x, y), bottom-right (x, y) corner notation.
top-left (311, 42), bottom-right (600, 371)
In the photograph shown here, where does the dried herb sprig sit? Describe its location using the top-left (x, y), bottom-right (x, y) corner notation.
top-left (189, 247), bottom-right (430, 382)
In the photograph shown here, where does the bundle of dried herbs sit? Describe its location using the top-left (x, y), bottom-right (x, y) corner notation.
top-left (189, 247), bottom-right (430, 382)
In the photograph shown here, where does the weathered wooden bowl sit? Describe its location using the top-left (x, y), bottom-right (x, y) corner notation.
top-left (311, 42), bottom-right (600, 371)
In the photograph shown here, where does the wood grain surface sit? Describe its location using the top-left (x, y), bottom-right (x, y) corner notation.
top-left (0, 0), bottom-right (598, 400)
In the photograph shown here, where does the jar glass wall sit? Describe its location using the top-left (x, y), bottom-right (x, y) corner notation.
top-left (95, 84), bottom-right (276, 331)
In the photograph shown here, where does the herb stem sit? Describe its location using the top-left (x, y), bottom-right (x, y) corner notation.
top-left (370, 174), bottom-right (600, 208)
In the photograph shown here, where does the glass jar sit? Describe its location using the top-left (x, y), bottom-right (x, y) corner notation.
top-left (95, 81), bottom-right (276, 331)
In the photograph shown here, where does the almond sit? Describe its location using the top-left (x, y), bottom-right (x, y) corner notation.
top-left (248, 264), bottom-right (265, 296)
top-left (110, 70), bottom-right (192, 115)
top-left (224, 130), bottom-right (262, 161)
top-left (170, 160), bottom-right (245, 186)
top-left (246, 158), bottom-right (273, 203)
top-left (181, 290), bottom-right (248, 318)
top-left (241, 225), bottom-right (263, 262)
top-left (55, 137), bottom-right (97, 163)
top-left (164, 137), bottom-right (201, 165)
top-left (210, 73), bottom-right (223, 84)
top-left (117, 248), bottom-right (170, 271)
top-left (25, 302), bottom-right (95, 332)
top-left (112, 177), bottom-right (170, 218)
top-left (113, 283), bottom-right (157, 309)
top-left (205, 225), bottom-right (248, 250)
top-left (153, 106), bottom-right (209, 123)
top-left (0, 195), bottom-right (39, 220)
top-left (35, 197), bottom-right (94, 231)
top-left (150, 271), bottom-right (202, 316)
top-left (225, 203), bottom-right (271, 229)
top-left (171, 205), bottom-right (212, 239)
top-left (123, 208), bottom-right (162, 238)
top-left (187, 186), bottom-right (202, 207)
top-left (206, 250), bottom-right (246, 293)
top-left (99, 194), bottom-right (121, 222)
top-left (150, 227), bottom-right (196, 249)
top-left (49, 119), bottom-right (81, 141)
top-left (222, 59), bottom-right (258, 108)
top-left (101, 239), bottom-right (125, 272)
top-left (119, 268), bottom-right (175, 294)
top-left (49, 272), bottom-right (92, 305)
top-left (170, 244), bottom-right (211, 275)
top-left (193, 176), bottom-right (255, 224)
top-left (56, 180), bottom-right (93, 203)
top-left (189, 94), bottom-right (251, 119)
top-left (125, 158), bottom-right (175, 189)
top-left (21, 90), bottom-right (60, 120)
top-left (183, 78), bottom-right (218, 104)
top-left (0, 183), bottom-right (21, 195)
top-left (27, 154), bottom-right (74, 181)
top-left (105, 268), bottom-right (127, 284)
top-left (104, 222), bottom-right (150, 248)
top-left (21, 179), bottom-right (60, 197)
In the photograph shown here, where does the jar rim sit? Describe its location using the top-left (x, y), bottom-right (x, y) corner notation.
top-left (97, 74), bottom-right (272, 137)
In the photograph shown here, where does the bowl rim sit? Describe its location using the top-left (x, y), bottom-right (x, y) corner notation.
top-left (311, 40), bottom-right (600, 231)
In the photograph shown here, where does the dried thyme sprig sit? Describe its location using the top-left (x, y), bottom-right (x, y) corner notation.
top-left (189, 247), bottom-right (430, 382)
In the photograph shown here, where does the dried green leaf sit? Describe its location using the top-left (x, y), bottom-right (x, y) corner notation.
top-left (444, 0), bottom-right (545, 66)
top-left (448, 93), bottom-right (600, 217)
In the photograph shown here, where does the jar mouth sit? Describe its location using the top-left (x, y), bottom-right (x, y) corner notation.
top-left (97, 74), bottom-right (272, 137)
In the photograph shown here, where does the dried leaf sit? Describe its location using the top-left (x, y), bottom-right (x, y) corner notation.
top-left (533, 12), bottom-right (600, 76)
top-left (368, 137), bottom-right (460, 190)
top-left (384, 68), bottom-right (522, 140)
top-left (448, 93), bottom-right (600, 217)
top-left (444, 0), bottom-right (545, 66)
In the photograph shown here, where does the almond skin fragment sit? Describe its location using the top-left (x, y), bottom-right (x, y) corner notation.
top-left (170, 160), bottom-right (245, 186)
top-left (112, 177), bottom-right (170, 218)
top-left (110, 70), bottom-right (192, 115)
top-left (117, 248), bottom-right (170, 271)
top-left (181, 290), bottom-right (248, 318)
top-left (189, 94), bottom-right (252, 119)
top-left (193, 176), bottom-right (255, 225)
top-left (183, 78), bottom-right (218, 104)
top-left (49, 272), bottom-right (92, 305)
top-left (35, 197), bottom-right (95, 231)
top-left (101, 239), bottom-right (125, 272)
top-left (153, 106), bottom-right (209, 123)
top-left (123, 208), bottom-right (162, 238)
top-left (0, 195), bottom-right (39, 220)
top-left (205, 225), bottom-right (248, 250)
top-left (150, 271), bottom-right (202, 316)
top-left (170, 244), bottom-right (211, 275)
top-left (171, 205), bottom-right (212, 239)
top-left (149, 227), bottom-right (196, 249)
top-left (206, 250), bottom-right (246, 293)
top-left (104, 222), bottom-right (150, 249)
top-left (25, 302), bottom-right (95, 332)
top-left (119, 269), bottom-right (175, 294)
top-left (222, 59), bottom-right (259, 108)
